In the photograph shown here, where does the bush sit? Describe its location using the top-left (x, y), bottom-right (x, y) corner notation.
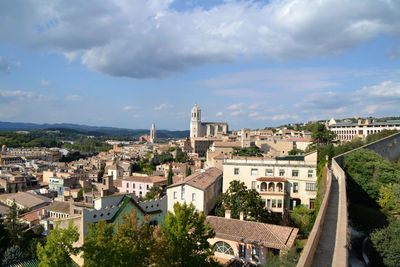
top-left (2, 245), bottom-right (26, 265)
top-left (290, 205), bottom-right (314, 236)
top-left (371, 218), bottom-right (400, 267)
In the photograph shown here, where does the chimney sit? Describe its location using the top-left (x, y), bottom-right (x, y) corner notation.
top-left (240, 211), bottom-right (244, 221)
top-left (358, 119), bottom-right (362, 125)
top-left (225, 210), bottom-right (231, 219)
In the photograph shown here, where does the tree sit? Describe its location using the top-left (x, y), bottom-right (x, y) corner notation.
top-left (168, 164), bottom-right (173, 186)
top-left (311, 123), bottom-right (336, 145)
top-left (232, 147), bottom-right (263, 157)
top-left (114, 211), bottom-right (156, 267)
top-left (175, 150), bottom-right (189, 163)
top-left (185, 165), bottom-right (192, 177)
top-left (371, 218), bottom-right (400, 267)
top-left (288, 148), bottom-right (303, 155)
top-left (82, 220), bottom-right (115, 266)
top-left (2, 245), bottom-right (26, 265)
top-left (160, 202), bottom-right (217, 266)
top-left (5, 201), bottom-right (20, 245)
top-left (144, 185), bottom-right (164, 200)
top-left (37, 221), bottom-right (79, 267)
top-left (290, 205), bottom-right (314, 236)
top-left (0, 221), bottom-right (10, 259)
top-left (378, 183), bottom-right (400, 213)
top-left (215, 181), bottom-right (269, 222)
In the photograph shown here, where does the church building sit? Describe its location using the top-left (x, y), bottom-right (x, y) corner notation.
top-left (190, 104), bottom-right (228, 138)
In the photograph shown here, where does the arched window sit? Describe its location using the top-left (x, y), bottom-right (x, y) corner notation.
top-left (268, 183), bottom-right (275, 192)
top-left (277, 183), bottom-right (283, 192)
top-left (214, 241), bottom-right (234, 256)
top-left (260, 182), bottom-right (267, 191)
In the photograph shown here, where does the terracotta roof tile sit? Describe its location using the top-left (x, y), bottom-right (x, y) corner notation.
top-left (206, 216), bottom-right (298, 250)
top-left (169, 167), bottom-right (222, 191)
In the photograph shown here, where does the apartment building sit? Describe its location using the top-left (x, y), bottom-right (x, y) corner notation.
top-left (222, 151), bottom-right (317, 212)
top-left (167, 167), bottom-right (222, 215)
top-left (328, 118), bottom-right (400, 142)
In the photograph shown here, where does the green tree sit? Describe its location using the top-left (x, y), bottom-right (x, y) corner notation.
top-left (82, 220), bottom-right (115, 266)
top-left (378, 183), bottom-right (400, 213)
top-left (175, 150), bottom-right (189, 163)
top-left (215, 181), bottom-right (269, 222)
top-left (5, 201), bottom-right (20, 245)
top-left (114, 211), bottom-right (156, 267)
top-left (0, 221), bottom-right (10, 258)
top-left (290, 205), bottom-right (314, 236)
top-left (232, 147), bottom-right (263, 157)
top-left (288, 148), bottom-right (303, 155)
top-left (2, 245), bottom-right (26, 265)
top-left (371, 218), bottom-right (400, 267)
top-left (37, 221), bottom-right (79, 267)
top-left (144, 185), bottom-right (164, 200)
top-left (311, 123), bottom-right (336, 145)
top-left (168, 164), bottom-right (173, 186)
top-left (160, 202), bottom-right (217, 266)
top-left (185, 165), bottom-right (192, 177)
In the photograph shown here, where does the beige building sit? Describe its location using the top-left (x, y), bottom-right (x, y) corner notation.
top-left (190, 137), bottom-right (221, 157)
top-left (207, 213), bottom-right (298, 266)
top-left (328, 118), bottom-right (400, 142)
top-left (190, 104), bottom-right (228, 138)
top-left (205, 141), bottom-right (240, 170)
top-left (167, 167), bottom-right (222, 215)
top-left (222, 151), bottom-right (318, 211)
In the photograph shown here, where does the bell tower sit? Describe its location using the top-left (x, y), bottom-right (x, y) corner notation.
top-left (190, 104), bottom-right (202, 138)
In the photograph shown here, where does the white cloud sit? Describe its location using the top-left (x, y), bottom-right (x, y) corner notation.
top-left (248, 104), bottom-right (259, 110)
top-left (122, 105), bottom-right (137, 111)
top-left (248, 112), bottom-right (259, 117)
top-left (216, 111), bottom-right (223, 117)
top-left (65, 94), bottom-right (82, 101)
top-left (155, 103), bottom-right (174, 110)
top-left (227, 103), bottom-right (243, 110)
top-left (1, 1), bottom-right (399, 78)
top-left (0, 56), bottom-right (10, 73)
top-left (231, 110), bottom-right (245, 116)
top-left (40, 79), bottom-right (51, 86)
top-left (356, 80), bottom-right (400, 98)
top-left (0, 89), bottom-right (35, 103)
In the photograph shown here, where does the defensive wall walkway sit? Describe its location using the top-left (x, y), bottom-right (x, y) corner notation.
top-left (297, 132), bottom-right (400, 267)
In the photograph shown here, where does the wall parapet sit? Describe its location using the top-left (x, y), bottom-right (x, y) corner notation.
top-left (297, 166), bottom-right (332, 267)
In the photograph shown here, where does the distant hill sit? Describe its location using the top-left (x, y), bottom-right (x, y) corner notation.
top-left (0, 121), bottom-right (189, 139)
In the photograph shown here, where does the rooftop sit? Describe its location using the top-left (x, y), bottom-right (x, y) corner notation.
top-left (168, 167), bottom-right (222, 191)
top-left (206, 216), bottom-right (298, 250)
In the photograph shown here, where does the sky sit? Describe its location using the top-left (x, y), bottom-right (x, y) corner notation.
top-left (0, 0), bottom-right (399, 131)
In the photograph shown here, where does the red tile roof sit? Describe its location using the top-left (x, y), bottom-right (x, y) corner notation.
top-left (206, 216), bottom-right (298, 250)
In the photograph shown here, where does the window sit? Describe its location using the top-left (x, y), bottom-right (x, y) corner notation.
top-left (139, 184), bottom-right (142, 189)
top-left (239, 244), bottom-right (246, 258)
top-left (133, 183), bottom-right (135, 189)
top-left (279, 169), bottom-right (285, 177)
top-left (150, 220), bottom-right (158, 226)
top-left (215, 241), bottom-right (234, 256)
top-left (126, 190), bottom-right (129, 193)
top-left (252, 247), bottom-right (260, 263)
top-left (310, 199), bottom-right (315, 209)
top-left (181, 185), bottom-right (185, 200)
top-left (192, 193), bottom-right (196, 201)
top-left (126, 182), bottom-right (129, 188)
top-left (173, 191), bottom-right (177, 199)
top-left (293, 182), bottom-right (299, 193)
top-left (234, 168), bottom-right (239, 175)
top-left (251, 168), bottom-right (258, 176)
top-left (278, 199), bottom-right (282, 208)
top-left (265, 169), bottom-right (273, 176)
top-left (146, 184), bottom-right (150, 190)
top-left (292, 170), bottom-right (299, 177)
top-left (139, 191), bottom-right (142, 197)
top-left (251, 181), bottom-right (256, 190)
top-left (272, 199), bottom-right (276, 208)
top-left (308, 170), bottom-right (313, 178)
top-left (306, 183), bottom-right (316, 191)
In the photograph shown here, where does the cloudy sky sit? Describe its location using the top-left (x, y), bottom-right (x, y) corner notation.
top-left (0, 0), bottom-right (399, 130)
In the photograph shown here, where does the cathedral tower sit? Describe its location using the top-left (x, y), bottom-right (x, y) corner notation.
top-left (150, 123), bottom-right (156, 143)
top-left (190, 104), bottom-right (202, 138)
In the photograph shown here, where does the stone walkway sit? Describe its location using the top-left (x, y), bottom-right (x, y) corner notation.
top-left (312, 174), bottom-right (339, 267)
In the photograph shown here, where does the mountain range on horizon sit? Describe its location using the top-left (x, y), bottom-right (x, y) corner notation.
top-left (0, 121), bottom-right (190, 139)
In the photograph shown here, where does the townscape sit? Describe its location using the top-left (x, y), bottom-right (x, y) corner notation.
top-left (1, 1), bottom-right (400, 267)
top-left (1, 104), bottom-right (400, 266)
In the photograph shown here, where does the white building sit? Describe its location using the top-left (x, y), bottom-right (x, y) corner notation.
top-left (167, 167), bottom-right (222, 215)
top-left (328, 118), bottom-right (400, 142)
top-left (190, 104), bottom-right (228, 138)
top-left (222, 151), bottom-right (318, 212)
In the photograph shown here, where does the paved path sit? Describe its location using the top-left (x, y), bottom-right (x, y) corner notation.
top-left (312, 174), bottom-right (339, 267)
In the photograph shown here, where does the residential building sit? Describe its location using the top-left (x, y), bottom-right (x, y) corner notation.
top-left (118, 175), bottom-right (167, 198)
top-left (222, 151), bottom-right (318, 212)
top-left (327, 118), bottom-right (400, 142)
top-left (167, 167), bottom-right (222, 215)
top-left (0, 192), bottom-right (51, 210)
top-left (206, 212), bottom-right (298, 266)
top-left (205, 141), bottom-right (240, 170)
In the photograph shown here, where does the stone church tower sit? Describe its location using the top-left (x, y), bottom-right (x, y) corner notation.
top-left (190, 104), bottom-right (202, 138)
top-left (150, 123), bottom-right (156, 143)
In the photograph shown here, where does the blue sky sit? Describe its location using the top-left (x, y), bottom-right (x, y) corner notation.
top-left (0, 0), bottom-right (399, 130)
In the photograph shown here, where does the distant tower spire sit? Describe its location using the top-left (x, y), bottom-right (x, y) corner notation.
top-left (150, 123), bottom-right (156, 143)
